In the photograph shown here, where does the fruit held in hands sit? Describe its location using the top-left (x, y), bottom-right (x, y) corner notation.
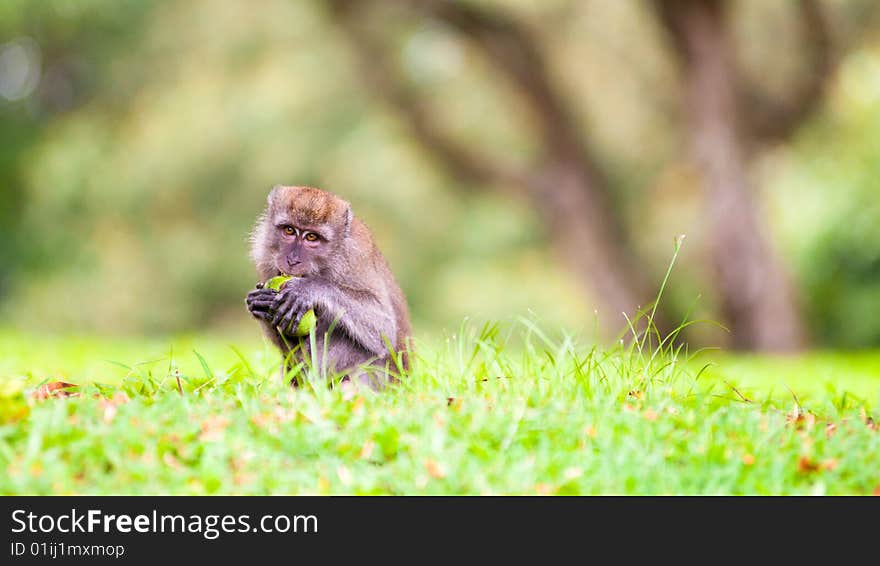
top-left (289, 309), bottom-right (317, 337)
top-left (263, 275), bottom-right (317, 336)
top-left (264, 275), bottom-right (293, 291)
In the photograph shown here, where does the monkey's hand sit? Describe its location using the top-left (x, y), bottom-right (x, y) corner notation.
top-left (270, 277), bottom-right (396, 357)
top-left (271, 279), bottom-right (316, 335)
top-left (245, 285), bottom-right (278, 322)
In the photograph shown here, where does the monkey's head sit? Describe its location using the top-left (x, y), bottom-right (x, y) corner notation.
top-left (252, 185), bottom-right (353, 279)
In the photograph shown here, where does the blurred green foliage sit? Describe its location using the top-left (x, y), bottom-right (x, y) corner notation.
top-left (0, 0), bottom-right (879, 346)
top-left (769, 50), bottom-right (880, 347)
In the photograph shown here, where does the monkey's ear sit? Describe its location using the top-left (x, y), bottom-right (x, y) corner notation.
top-left (344, 204), bottom-right (353, 230)
top-left (337, 200), bottom-right (353, 237)
top-left (267, 185), bottom-right (284, 206)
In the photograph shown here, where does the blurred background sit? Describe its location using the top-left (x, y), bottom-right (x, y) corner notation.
top-left (1, 0), bottom-right (879, 350)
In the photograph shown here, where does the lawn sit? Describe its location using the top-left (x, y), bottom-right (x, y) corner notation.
top-left (0, 323), bottom-right (878, 495)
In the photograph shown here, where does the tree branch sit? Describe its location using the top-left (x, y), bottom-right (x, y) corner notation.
top-left (742, 0), bottom-right (837, 143)
top-left (418, 0), bottom-right (593, 167)
top-left (327, 0), bottom-right (527, 190)
top-left (653, 0), bottom-right (726, 67)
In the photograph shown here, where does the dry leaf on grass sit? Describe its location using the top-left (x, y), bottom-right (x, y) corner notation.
top-left (162, 453), bottom-right (181, 469)
top-left (563, 467), bottom-right (583, 480)
top-left (797, 456), bottom-right (820, 474)
top-left (198, 416), bottom-right (230, 442)
top-left (359, 440), bottom-right (375, 460)
top-left (797, 456), bottom-right (836, 474)
top-left (425, 459), bottom-right (446, 479)
top-left (98, 393), bottom-right (130, 423)
top-left (336, 465), bottom-right (353, 486)
top-left (825, 422), bottom-right (837, 438)
top-left (861, 409), bottom-right (878, 431)
top-left (786, 404), bottom-right (816, 430)
top-left (32, 381), bottom-right (79, 400)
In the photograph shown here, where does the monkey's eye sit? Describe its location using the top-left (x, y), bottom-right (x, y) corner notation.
top-left (283, 226), bottom-right (295, 236)
top-left (304, 232), bottom-right (319, 242)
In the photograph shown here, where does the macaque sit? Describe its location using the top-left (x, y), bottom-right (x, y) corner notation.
top-left (246, 185), bottom-right (412, 387)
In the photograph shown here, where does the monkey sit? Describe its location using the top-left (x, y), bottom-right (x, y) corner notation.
top-left (245, 185), bottom-right (412, 388)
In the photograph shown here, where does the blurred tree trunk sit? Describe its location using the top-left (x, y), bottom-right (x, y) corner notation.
top-left (330, 0), bottom-right (839, 349)
top-left (527, 159), bottom-right (647, 335)
top-left (329, 0), bottom-right (664, 336)
top-left (654, 0), bottom-right (835, 351)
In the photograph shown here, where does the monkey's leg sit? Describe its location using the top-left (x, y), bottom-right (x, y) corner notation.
top-left (274, 334), bottom-right (306, 388)
top-left (280, 361), bottom-right (304, 388)
top-left (341, 356), bottom-right (402, 391)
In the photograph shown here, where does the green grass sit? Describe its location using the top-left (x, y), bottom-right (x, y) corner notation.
top-left (0, 321), bottom-right (878, 495)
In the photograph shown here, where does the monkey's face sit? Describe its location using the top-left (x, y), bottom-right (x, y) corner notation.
top-left (263, 185), bottom-right (352, 278)
top-left (271, 223), bottom-right (332, 277)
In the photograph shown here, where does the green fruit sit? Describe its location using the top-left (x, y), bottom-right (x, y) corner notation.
top-left (293, 309), bottom-right (318, 336)
top-left (262, 275), bottom-right (317, 336)
top-left (264, 275), bottom-right (293, 291)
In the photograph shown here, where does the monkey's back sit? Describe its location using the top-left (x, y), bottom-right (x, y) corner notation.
top-left (384, 257), bottom-right (413, 368)
top-left (353, 218), bottom-right (413, 369)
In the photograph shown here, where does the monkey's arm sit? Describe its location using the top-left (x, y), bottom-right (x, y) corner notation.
top-left (272, 278), bottom-right (397, 358)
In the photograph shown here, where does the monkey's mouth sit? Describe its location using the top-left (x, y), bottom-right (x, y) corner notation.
top-left (276, 267), bottom-right (309, 278)
top-left (276, 261), bottom-right (311, 278)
